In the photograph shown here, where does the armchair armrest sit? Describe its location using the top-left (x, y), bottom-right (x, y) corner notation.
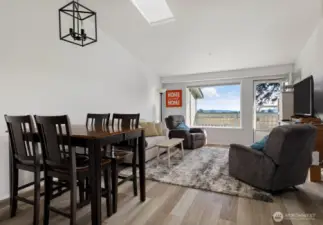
top-left (169, 129), bottom-right (190, 139)
top-left (229, 144), bottom-right (264, 157)
top-left (190, 128), bottom-right (205, 133)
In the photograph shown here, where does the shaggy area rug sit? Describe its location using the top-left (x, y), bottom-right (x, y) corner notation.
top-left (120, 147), bottom-right (273, 202)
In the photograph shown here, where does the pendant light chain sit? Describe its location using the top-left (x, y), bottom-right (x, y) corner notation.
top-left (75, 0), bottom-right (83, 30)
top-left (78, 0), bottom-right (84, 29)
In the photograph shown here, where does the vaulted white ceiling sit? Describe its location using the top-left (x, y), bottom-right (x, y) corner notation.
top-left (88, 0), bottom-right (322, 76)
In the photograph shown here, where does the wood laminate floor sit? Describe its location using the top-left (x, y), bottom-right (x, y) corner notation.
top-left (0, 179), bottom-right (322, 225)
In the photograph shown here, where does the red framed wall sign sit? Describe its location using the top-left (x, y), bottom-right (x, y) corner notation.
top-left (166, 90), bottom-right (182, 107)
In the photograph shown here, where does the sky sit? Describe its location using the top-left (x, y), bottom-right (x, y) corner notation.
top-left (197, 85), bottom-right (241, 111)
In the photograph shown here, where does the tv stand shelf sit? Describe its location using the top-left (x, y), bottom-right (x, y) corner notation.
top-left (291, 116), bottom-right (323, 182)
top-left (291, 116), bottom-right (321, 124)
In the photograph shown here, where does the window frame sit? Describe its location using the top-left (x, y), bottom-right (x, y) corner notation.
top-left (188, 82), bottom-right (242, 129)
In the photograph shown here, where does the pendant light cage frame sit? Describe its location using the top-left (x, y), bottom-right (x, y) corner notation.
top-left (59, 1), bottom-right (97, 47)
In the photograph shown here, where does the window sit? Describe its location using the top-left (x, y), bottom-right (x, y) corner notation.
top-left (189, 84), bottom-right (241, 127)
top-left (130, 0), bottom-right (175, 26)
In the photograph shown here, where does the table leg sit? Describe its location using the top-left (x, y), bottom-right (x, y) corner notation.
top-left (181, 141), bottom-right (184, 159)
top-left (89, 140), bottom-right (102, 225)
top-left (111, 159), bottom-right (118, 213)
top-left (167, 147), bottom-right (171, 168)
top-left (157, 147), bottom-right (160, 165)
top-left (138, 130), bottom-right (146, 202)
top-left (8, 137), bottom-right (17, 218)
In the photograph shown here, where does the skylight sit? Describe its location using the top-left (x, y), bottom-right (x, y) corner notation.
top-left (130, 0), bottom-right (175, 26)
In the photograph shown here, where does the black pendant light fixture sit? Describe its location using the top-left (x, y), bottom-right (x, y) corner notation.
top-left (59, 0), bottom-right (97, 47)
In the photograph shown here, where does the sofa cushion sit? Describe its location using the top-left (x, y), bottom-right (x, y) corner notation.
top-left (155, 122), bottom-right (164, 136)
top-left (140, 122), bottom-right (159, 137)
top-left (146, 136), bottom-right (168, 149)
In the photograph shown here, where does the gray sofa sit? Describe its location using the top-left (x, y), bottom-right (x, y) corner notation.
top-left (165, 115), bottom-right (206, 149)
top-left (229, 124), bottom-right (317, 192)
top-left (123, 132), bottom-right (168, 165)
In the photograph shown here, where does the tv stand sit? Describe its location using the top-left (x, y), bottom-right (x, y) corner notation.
top-left (291, 116), bottom-right (321, 124)
top-left (291, 116), bottom-right (323, 182)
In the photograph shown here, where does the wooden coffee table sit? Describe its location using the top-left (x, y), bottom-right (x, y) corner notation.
top-left (156, 138), bottom-right (184, 167)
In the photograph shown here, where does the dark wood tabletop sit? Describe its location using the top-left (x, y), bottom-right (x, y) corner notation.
top-left (68, 124), bottom-right (144, 139)
top-left (6, 124), bottom-right (144, 139)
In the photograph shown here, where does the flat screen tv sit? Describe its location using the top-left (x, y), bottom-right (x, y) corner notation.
top-left (293, 75), bottom-right (314, 117)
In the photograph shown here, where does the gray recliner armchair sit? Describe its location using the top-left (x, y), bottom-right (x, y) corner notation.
top-left (165, 115), bottom-right (207, 149)
top-left (229, 124), bottom-right (317, 192)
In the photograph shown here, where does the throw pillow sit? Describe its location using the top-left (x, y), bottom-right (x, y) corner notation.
top-left (154, 122), bottom-right (164, 136)
top-left (176, 122), bottom-right (190, 131)
top-left (140, 122), bottom-right (159, 137)
top-left (250, 135), bottom-right (269, 151)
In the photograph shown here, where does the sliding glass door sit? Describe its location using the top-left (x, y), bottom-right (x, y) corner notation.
top-left (253, 79), bottom-right (283, 142)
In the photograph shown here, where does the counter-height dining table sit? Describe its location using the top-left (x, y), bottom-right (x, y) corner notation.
top-left (10, 124), bottom-right (146, 225)
top-left (72, 125), bottom-right (145, 224)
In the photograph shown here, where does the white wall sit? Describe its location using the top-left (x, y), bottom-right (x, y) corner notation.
top-left (0, 0), bottom-right (160, 200)
top-left (295, 17), bottom-right (323, 117)
top-left (162, 65), bottom-right (292, 145)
